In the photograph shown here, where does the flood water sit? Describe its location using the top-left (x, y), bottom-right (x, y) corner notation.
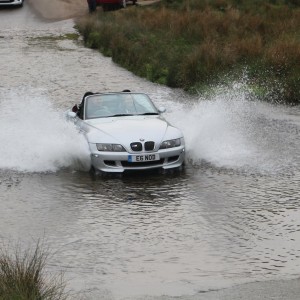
top-left (1, 4), bottom-right (300, 300)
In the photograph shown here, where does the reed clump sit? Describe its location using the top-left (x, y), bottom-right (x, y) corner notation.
top-left (76, 0), bottom-right (300, 104)
top-left (0, 243), bottom-right (68, 300)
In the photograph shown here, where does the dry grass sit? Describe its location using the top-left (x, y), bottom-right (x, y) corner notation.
top-left (0, 242), bottom-right (68, 300)
top-left (76, 0), bottom-right (300, 103)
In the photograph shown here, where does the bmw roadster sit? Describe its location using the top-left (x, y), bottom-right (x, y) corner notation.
top-left (67, 92), bottom-right (185, 174)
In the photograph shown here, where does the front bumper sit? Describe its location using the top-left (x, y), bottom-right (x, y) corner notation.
top-left (89, 144), bottom-right (185, 173)
top-left (0, 0), bottom-right (23, 6)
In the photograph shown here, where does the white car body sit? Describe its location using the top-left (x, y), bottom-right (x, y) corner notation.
top-left (0, 0), bottom-right (23, 7)
top-left (67, 92), bottom-right (185, 173)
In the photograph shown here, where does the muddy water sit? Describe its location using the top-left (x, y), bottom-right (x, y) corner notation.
top-left (1, 4), bottom-right (300, 300)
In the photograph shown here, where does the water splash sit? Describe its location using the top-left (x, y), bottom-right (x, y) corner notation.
top-left (1, 84), bottom-right (299, 175)
top-left (0, 88), bottom-right (90, 172)
top-left (168, 81), bottom-right (300, 175)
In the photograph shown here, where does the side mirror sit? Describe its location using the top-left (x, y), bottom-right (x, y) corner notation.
top-left (67, 111), bottom-right (77, 118)
top-left (158, 107), bottom-right (166, 113)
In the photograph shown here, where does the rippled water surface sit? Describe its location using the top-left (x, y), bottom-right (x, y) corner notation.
top-left (1, 4), bottom-right (300, 299)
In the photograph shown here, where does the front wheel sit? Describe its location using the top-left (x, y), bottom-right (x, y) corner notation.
top-left (102, 4), bottom-right (110, 11)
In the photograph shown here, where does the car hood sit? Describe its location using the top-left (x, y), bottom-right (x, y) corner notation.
top-left (85, 116), bottom-right (170, 146)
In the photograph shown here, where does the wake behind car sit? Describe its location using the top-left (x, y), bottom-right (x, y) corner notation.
top-left (0, 0), bottom-right (23, 7)
top-left (67, 92), bottom-right (185, 174)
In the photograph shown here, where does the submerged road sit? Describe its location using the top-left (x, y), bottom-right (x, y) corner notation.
top-left (1, 2), bottom-right (300, 299)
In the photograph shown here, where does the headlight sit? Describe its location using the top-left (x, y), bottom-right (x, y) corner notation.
top-left (96, 143), bottom-right (126, 152)
top-left (159, 138), bottom-right (181, 149)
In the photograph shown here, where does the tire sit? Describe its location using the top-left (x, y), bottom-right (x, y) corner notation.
top-left (88, 0), bottom-right (96, 13)
top-left (89, 166), bottom-right (100, 177)
top-left (102, 4), bottom-right (111, 11)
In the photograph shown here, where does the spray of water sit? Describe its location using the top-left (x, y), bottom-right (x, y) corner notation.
top-left (0, 88), bottom-right (90, 173)
top-left (167, 81), bottom-right (300, 175)
top-left (1, 84), bottom-right (298, 175)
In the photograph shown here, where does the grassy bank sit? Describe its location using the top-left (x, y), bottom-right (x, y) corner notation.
top-left (0, 243), bottom-right (68, 300)
top-left (76, 0), bottom-right (300, 104)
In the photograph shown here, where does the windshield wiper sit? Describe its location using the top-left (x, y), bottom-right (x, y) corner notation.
top-left (139, 112), bottom-right (159, 115)
top-left (108, 113), bottom-right (159, 117)
top-left (109, 114), bottom-right (134, 117)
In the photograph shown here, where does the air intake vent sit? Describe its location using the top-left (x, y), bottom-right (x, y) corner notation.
top-left (145, 141), bottom-right (155, 151)
top-left (130, 142), bottom-right (142, 151)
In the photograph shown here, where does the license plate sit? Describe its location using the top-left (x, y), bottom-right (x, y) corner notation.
top-left (128, 154), bottom-right (160, 162)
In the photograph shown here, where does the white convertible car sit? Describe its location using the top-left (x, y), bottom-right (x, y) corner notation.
top-left (67, 92), bottom-right (185, 174)
top-left (0, 0), bottom-right (24, 7)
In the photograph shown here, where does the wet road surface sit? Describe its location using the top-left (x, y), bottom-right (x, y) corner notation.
top-left (1, 3), bottom-right (300, 299)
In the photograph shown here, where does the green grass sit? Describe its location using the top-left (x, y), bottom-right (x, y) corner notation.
top-left (76, 0), bottom-right (300, 104)
top-left (0, 242), bottom-right (68, 300)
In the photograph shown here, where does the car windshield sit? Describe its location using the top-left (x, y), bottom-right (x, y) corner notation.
top-left (84, 93), bottom-right (159, 120)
